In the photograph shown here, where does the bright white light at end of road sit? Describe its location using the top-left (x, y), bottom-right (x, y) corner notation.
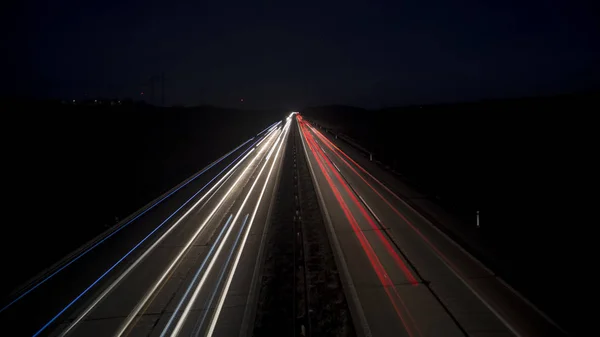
top-left (288, 112), bottom-right (298, 118)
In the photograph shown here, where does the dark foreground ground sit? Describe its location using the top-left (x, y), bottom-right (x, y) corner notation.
top-left (1, 100), bottom-right (281, 296)
top-left (301, 91), bottom-right (599, 335)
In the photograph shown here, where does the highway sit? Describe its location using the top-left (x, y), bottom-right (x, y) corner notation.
top-left (0, 116), bottom-right (292, 337)
top-left (295, 114), bottom-right (566, 337)
top-left (1, 111), bottom-right (566, 337)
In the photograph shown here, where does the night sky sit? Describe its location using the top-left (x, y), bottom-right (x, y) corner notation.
top-left (12, 0), bottom-right (600, 108)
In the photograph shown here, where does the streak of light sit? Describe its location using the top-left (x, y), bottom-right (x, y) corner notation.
top-left (192, 214), bottom-right (249, 336)
top-left (254, 126), bottom-right (277, 148)
top-left (308, 123), bottom-right (465, 281)
top-left (256, 120), bottom-right (280, 137)
top-left (308, 120), bottom-right (527, 337)
top-left (205, 118), bottom-right (291, 337)
top-left (124, 212), bottom-right (232, 337)
top-left (112, 129), bottom-right (281, 336)
top-left (299, 121), bottom-right (422, 337)
top-left (305, 127), bottom-right (418, 285)
top-left (357, 194), bottom-right (382, 224)
top-left (155, 214), bottom-right (232, 337)
top-left (0, 136), bottom-right (255, 315)
top-left (50, 131), bottom-right (279, 337)
top-left (169, 120), bottom-right (289, 337)
top-left (267, 121), bottom-right (282, 132)
top-left (301, 123), bottom-right (392, 285)
top-left (127, 214), bottom-right (235, 336)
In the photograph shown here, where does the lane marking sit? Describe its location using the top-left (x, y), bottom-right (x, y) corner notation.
top-left (357, 194), bottom-right (382, 225)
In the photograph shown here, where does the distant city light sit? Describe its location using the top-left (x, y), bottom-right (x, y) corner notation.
top-left (141, 92), bottom-right (144, 95)
top-left (240, 98), bottom-right (244, 102)
top-left (72, 100), bottom-right (76, 103)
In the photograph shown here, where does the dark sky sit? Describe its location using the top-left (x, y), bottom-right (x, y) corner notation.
top-left (10, 0), bottom-right (600, 108)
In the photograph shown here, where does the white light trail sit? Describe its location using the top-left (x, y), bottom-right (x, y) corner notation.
top-left (157, 214), bottom-right (235, 337)
top-left (190, 214), bottom-right (250, 336)
top-left (205, 119), bottom-right (291, 337)
top-left (59, 147), bottom-right (255, 337)
top-left (168, 122), bottom-right (289, 337)
top-left (266, 121), bottom-right (281, 134)
top-left (112, 130), bottom-right (281, 337)
top-left (254, 125), bottom-right (278, 148)
top-left (59, 130), bottom-right (280, 337)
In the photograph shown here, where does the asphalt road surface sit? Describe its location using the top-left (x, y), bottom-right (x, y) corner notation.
top-left (0, 117), bottom-right (292, 337)
top-left (296, 114), bottom-right (566, 337)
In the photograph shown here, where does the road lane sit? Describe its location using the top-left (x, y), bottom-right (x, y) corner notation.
top-left (298, 115), bottom-right (565, 337)
top-left (47, 117), bottom-right (292, 337)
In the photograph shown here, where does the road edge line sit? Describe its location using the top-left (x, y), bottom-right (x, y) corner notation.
top-left (297, 119), bottom-right (371, 337)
